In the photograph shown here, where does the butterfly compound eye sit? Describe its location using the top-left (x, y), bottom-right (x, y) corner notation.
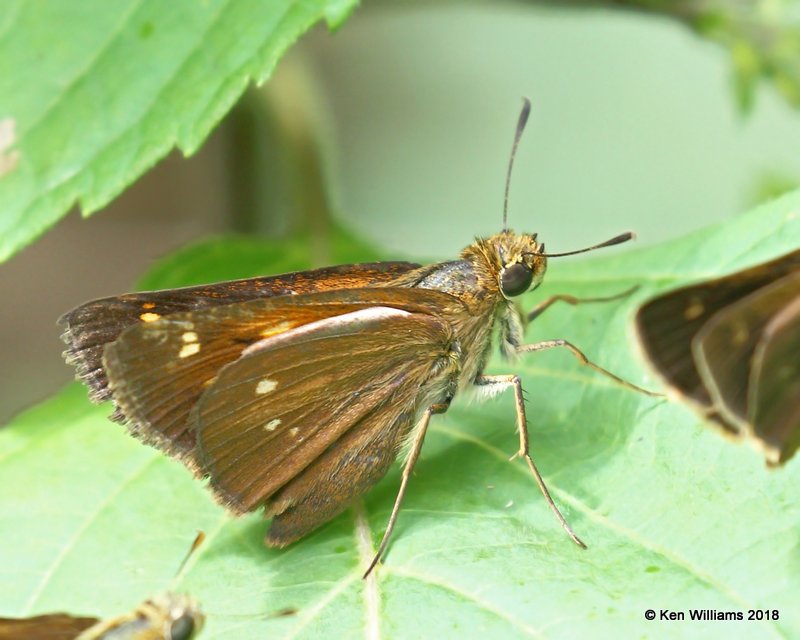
top-left (170, 614), bottom-right (196, 640)
top-left (500, 262), bottom-right (533, 297)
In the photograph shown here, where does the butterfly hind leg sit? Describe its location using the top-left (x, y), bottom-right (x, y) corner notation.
top-left (363, 402), bottom-right (450, 578)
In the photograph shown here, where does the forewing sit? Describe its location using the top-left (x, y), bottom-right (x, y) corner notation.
top-left (193, 305), bottom-right (461, 516)
top-left (60, 261), bottom-right (420, 403)
top-left (102, 287), bottom-right (462, 459)
top-left (0, 614), bottom-right (98, 640)
top-left (748, 276), bottom-right (800, 465)
top-left (103, 300), bottom-right (352, 458)
top-left (693, 273), bottom-right (800, 436)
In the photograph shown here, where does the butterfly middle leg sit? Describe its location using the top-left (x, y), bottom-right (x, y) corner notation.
top-left (517, 339), bottom-right (660, 397)
top-left (475, 374), bottom-right (587, 549)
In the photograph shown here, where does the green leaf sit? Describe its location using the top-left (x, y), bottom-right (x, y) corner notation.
top-left (1, 193), bottom-right (799, 638)
top-left (0, 0), bottom-right (357, 263)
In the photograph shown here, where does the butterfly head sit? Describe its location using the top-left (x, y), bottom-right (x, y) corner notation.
top-left (495, 230), bottom-right (548, 299)
top-left (461, 230), bottom-right (547, 300)
top-left (466, 228), bottom-right (636, 301)
top-left (147, 593), bottom-right (204, 640)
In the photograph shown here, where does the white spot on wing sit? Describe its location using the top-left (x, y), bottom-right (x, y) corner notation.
top-left (256, 378), bottom-right (278, 394)
top-left (179, 343), bottom-right (201, 358)
top-left (290, 427), bottom-right (300, 437)
top-left (264, 418), bottom-right (281, 431)
top-left (182, 331), bottom-right (198, 343)
top-left (683, 298), bottom-right (704, 321)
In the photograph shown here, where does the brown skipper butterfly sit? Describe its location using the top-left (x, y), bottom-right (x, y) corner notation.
top-left (60, 99), bottom-right (656, 576)
top-left (636, 248), bottom-right (800, 466)
top-left (0, 533), bottom-right (205, 640)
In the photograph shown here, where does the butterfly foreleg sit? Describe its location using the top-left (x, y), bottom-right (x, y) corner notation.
top-left (525, 286), bottom-right (639, 322)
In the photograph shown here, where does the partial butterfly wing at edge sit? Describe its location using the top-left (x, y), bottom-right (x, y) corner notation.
top-left (748, 276), bottom-right (800, 465)
top-left (693, 272), bottom-right (800, 440)
top-left (0, 614), bottom-right (98, 640)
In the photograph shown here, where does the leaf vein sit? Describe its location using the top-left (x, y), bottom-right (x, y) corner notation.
top-left (20, 451), bottom-right (161, 614)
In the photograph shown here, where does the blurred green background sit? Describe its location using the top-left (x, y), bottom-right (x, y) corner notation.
top-left (2, 2), bottom-right (800, 422)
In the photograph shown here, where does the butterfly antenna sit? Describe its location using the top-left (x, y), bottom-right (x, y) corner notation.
top-left (503, 97), bottom-right (532, 231)
top-left (170, 531), bottom-right (206, 588)
top-left (540, 231), bottom-right (635, 258)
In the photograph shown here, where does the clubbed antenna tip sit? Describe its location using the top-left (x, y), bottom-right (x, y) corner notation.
top-left (503, 97), bottom-right (532, 231)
